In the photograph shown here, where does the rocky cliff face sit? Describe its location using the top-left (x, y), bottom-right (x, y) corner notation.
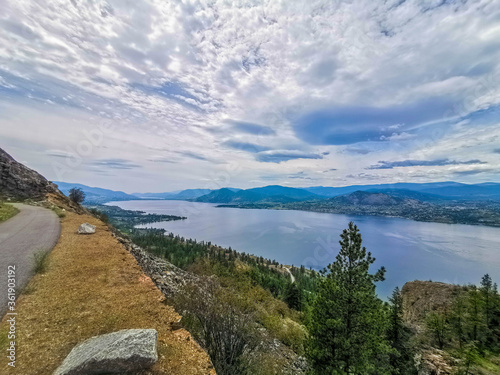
top-left (0, 147), bottom-right (59, 199)
top-left (402, 281), bottom-right (464, 375)
top-left (402, 280), bottom-right (463, 329)
top-left (0, 147), bottom-right (83, 213)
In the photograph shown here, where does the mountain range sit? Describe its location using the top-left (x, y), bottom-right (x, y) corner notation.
top-left (53, 181), bottom-right (500, 205)
top-left (54, 182), bottom-right (137, 204)
top-left (196, 185), bottom-right (320, 204)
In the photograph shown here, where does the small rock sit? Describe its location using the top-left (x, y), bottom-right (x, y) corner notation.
top-left (53, 329), bottom-right (158, 375)
top-left (170, 318), bottom-right (182, 331)
top-left (77, 223), bottom-right (96, 234)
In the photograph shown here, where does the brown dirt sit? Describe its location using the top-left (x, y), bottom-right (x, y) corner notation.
top-left (0, 211), bottom-right (215, 374)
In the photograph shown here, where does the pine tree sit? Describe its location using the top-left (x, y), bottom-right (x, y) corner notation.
top-left (466, 286), bottom-right (484, 344)
top-left (450, 294), bottom-right (468, 349)
top-left (480, 274), bottom-right (493, 330)
top-left (426, 311), bottom-right (448, 350)
top-left (307, 222), bottom-right (391, 374)
top-left (285, 281), bottom-right (302, 310)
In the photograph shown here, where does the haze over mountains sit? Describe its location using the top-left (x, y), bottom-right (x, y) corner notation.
top-left (54, 180), bottom-right (500, 206)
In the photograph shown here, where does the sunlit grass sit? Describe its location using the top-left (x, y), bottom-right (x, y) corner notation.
top-left (0, 203), bottom-right (19, 222)
top-left (0, 211), bottom-right (215, 375)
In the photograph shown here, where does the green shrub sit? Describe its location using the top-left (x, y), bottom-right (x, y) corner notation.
top-left (0, 203), bottom-right (19, 222)
top-left (33, 250), bottom-right (50, 274)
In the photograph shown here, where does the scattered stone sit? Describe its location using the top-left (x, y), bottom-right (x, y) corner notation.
top-left (77, 223), bottom-right (96, 234)
top-left (53, 329), bottom-right (158, 375)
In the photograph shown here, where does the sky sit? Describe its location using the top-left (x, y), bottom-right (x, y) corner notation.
top-left (0, 0), bottom-right (499, 193)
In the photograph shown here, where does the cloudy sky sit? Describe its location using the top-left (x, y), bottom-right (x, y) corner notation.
top-left (0, 0), bottom-right (499, 192)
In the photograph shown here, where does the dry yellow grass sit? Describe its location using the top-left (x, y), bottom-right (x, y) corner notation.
top-left (0, 211), bottom-right (215, 374)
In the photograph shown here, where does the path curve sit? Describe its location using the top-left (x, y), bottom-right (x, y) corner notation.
top-left (0, 204), bottom-right (60, 317)
top-left (284, 266), bottom-right (295, 283)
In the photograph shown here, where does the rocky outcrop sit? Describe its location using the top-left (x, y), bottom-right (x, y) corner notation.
top-left (0, 147), bottom-right (84, 213)
top-left (414, 348), bottom-right (458, 375)
top-left (401, 281), bottom-right (464, 329)
top-left (53, 329), bottom-right (158, 375)
top-left (77, 223), bottom-right (96, 234)
top-left (0, 147), bottom-right (59, 199)
top-left (113, 231), bottom-right (199, 297)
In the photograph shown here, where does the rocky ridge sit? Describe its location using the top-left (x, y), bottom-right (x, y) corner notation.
top-left (113, 230), bottom-right (199, 297)
top-left (0, 147), bottom-right (83, 213)
top-left (402, 280), bottom-right (463, 330)
top-left (0, 147), bottom-right (60, 199)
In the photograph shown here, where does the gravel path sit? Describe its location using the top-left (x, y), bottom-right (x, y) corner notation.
top-left (284, 266), bottom-right (295, 283)
top-left (0, 204), bottom-right (60, 317)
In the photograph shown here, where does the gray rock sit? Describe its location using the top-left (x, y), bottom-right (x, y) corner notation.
top-left (0, 147), bottom-right (60, 200)
top-left (53, 329), bottom-right (158, 375)
top-left (77, 223), bottom-right (96, 234)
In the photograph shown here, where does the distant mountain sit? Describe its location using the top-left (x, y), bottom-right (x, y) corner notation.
top-left (196, 185), bottom-right (321, 204)
top-left (134, 188), bottom-right (242, 201)
top-left (54, 182), bottom-right (138, 204)
top-left (135, 189), bottom-right (213, 200)
top-left (364, 189), bottom-right (447, 203)
top-left (246, 185), bottom-right (321, 200)
top-left (279, 190), bottom-right (500, 226)
top-left (196, 188), bottom-right (238, 203)
top-left (418, 184), bottom-right (500, 200)
top-left (303, 182), bottom-right (500, 200)
top-left (329, 191), bottom-right (403, 206)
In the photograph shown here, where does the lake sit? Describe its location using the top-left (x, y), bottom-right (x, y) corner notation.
top-left (109, 200), bottom-right (500, 298)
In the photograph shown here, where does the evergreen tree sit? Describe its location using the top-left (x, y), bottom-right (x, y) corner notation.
top-left (285, 281), bottom-right (302, 310)
top-left (466, 286), bottom-right (484, 345)
top-left (450, 294), bottom-right (468, 349)
top-left (426, 311), bottom-right (448, 350)
top-left (307, 222), bottom-right (392, 374)
top-left (387, 287), bottom-right (417, 374)
top-left (480, 274), bottom-right (493, 330)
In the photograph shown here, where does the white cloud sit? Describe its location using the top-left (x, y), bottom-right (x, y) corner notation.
top-left (0, 0), bottom-right (499, 191)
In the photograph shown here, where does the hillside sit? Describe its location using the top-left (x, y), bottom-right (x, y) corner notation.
top-left (0, 147), bottom-right (61, 200)
top-left (196, 185), bottom-right (321, 204)
top-left (0, 211), bottom-right (215, 374)
top-left (273, 191), bottom-right (500, 226)
top-left (303, 182), bottom-right (500, 200)
top-left (0, 149), bottom-right (215, 374)
top-left (195, 187), bottom-right (239, 203)
top-left (401, 280), bottom-right (500, 375)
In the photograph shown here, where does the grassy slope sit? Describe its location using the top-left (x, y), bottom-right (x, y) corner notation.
top-left (0, 211), bottom-right (214, 374)
top-left (0, 203), bottom-right (18, 222)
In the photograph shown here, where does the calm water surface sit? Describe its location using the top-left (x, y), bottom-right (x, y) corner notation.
top-left (109, 200), bottom-right (500, 298)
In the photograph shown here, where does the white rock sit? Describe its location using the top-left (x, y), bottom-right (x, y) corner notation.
top-left (77, 223), bottom-right (96, 234)
top-left (53, 329), bottom-right (158, 375)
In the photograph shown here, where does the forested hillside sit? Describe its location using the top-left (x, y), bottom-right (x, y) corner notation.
top-left (90, 205), bottom-right (500, 374)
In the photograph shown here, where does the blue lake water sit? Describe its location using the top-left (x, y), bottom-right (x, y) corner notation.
top-left (109, 200), bottom-right (500, 298)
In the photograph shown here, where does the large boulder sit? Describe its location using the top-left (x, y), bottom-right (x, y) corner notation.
top-left (77, 223), bottom-right (96, 234)
top-left (53, 329), bottom-right (158, 375)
